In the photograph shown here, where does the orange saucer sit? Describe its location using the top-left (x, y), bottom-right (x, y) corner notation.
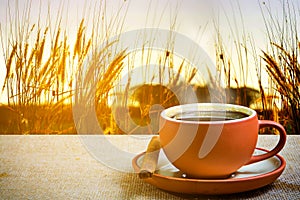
top-left (132, 148), bottom-right (286, 195)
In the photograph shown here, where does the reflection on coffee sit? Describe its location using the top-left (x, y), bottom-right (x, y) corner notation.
top-left (172, 111), bottom-right (249, 121)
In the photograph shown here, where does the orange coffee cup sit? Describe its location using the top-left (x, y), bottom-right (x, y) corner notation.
top-left (159, 103), bottom-right (286, 178)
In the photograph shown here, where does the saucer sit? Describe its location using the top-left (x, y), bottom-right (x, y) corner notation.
top-left (132, 148), bottom-right (286, 195)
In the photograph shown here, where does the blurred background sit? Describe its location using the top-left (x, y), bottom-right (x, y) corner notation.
top-left (0, 0), bottom-right (299, 134)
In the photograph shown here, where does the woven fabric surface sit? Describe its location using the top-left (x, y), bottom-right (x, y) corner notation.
top-left (0, 135), bottom-right (299, 200)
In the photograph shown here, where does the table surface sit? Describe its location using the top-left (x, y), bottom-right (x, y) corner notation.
top-left (0, 135), bottom-right (299, 200)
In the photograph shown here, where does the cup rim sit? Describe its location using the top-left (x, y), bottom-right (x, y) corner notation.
top-left (161, 103), bottom-right (256, 124)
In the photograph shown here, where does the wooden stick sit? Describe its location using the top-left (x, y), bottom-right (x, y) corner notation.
top-left (138, 136), bottom-right (161, 179)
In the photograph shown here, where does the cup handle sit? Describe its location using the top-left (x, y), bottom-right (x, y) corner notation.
top-left (246, 120), bottom-right (287, 165)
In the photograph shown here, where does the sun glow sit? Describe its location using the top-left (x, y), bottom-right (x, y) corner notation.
top-left (1, 0), bottom-right (299, 134)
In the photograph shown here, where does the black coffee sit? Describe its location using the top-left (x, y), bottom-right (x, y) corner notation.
top-left (172, 110), bottom-right (249, 122)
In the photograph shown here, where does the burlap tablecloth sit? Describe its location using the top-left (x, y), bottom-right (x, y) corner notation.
top-left (0, 135), bottom-right (299, 199)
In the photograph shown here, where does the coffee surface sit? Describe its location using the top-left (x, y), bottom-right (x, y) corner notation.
top-left (172, 110), bottom-right (249, 121)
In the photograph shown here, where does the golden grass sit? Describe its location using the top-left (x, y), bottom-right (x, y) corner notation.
top-left (0, 1), bottom-right (95, 133)
top-left (259, 1), bottom-right (300, 134)
top-left (1, 0), bottom-right (299, 134)
top-left (262, 44), bottom-right (300, 134)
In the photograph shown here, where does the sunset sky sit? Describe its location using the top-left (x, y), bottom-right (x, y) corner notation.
top-left (0, 0), bottom-right (298, 103)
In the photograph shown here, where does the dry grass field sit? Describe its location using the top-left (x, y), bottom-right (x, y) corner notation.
top-left (0, 1), bottom-right (299, 134)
